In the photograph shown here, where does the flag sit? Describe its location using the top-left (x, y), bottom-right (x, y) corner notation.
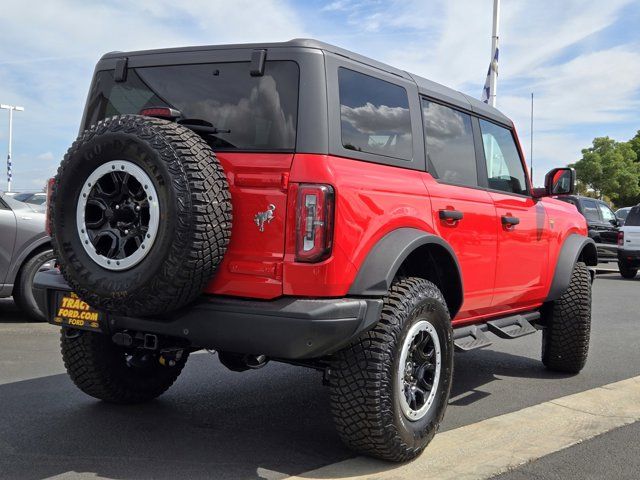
top-left (481, 46), bottom-right (499, 104)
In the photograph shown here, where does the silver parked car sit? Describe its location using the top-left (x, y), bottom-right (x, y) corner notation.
top-left (0, 193), bottom-right (54, 320)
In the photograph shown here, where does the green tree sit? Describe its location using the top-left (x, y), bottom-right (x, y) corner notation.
top-left (571, 136), bottom-right (640, 207)
top-left (629, 130), bottom-right (640, 162)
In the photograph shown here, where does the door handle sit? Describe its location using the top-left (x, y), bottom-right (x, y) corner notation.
top-left (501, 215), bottom-right (520, 227)
top-left (439, 209), bottom-right (464, 222)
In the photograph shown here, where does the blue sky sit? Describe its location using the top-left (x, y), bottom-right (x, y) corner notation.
top-left (0, 0), bottom-right (639, 191)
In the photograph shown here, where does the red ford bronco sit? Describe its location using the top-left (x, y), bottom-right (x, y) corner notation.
top-left (35, 39), bottom-right (597, 462)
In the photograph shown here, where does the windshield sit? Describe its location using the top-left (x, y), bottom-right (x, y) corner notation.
top-left (84, 61), bottom-right (299, 151)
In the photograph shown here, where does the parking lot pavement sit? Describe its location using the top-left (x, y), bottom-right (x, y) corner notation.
top-left (0, 272), bottom-right (639, 479)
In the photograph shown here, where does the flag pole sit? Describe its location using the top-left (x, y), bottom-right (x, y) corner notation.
top-left (489, 0), bottom-right (500, 107)
top-left (530, 92), bottom-right (534, 182)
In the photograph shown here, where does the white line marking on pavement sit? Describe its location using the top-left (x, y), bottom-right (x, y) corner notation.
top-left (283, 375), bottom-right (640, 480)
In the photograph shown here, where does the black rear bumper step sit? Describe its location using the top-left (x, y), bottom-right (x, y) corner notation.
top-left (454, 311), bottom-right (540, 351)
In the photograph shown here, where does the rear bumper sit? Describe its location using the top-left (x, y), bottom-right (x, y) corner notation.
top-left (618, 249), bottom-right (640, 266)
top-left (33, 271), bottom-right (383, 360)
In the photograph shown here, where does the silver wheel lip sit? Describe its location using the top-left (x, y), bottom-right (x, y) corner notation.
top-left (76, 160), bottom-right (160, 272)
top-left (398, 319), bottom-right (442, 422)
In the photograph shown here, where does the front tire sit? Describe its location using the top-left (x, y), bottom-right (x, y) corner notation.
top-left (328, 277), bottom-right (454, 462)
top-left (61, 329), bottom-right (188, 404)
top-left (542, 262), bottom-right (591, 373)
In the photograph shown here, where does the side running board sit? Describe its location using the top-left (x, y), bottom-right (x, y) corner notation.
top-left (453, 311), bottom-right (540, 352)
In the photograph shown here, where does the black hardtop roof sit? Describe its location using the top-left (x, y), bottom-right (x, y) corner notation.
top-left (103, 38), bottom-right (511, 126)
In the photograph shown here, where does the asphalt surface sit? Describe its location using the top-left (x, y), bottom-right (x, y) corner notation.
top-left (0, 270), bottom-right (639, 479)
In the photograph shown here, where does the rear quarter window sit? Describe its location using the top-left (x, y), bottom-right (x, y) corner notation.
top-left (338, 68), bottom-right (412, 161)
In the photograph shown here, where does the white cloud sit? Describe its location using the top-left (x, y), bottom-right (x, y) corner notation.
top-left (0, 0), bottom-right (306, 190)
top-left (315, 0), bottom-right (639, 186)
top-left (36, 152), bottom-right (55, 162)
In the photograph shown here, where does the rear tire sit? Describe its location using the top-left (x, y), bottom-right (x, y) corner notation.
top-left (618, 261), bottom-right (638, 279)
top-left (13, 249), bottom-right (55, 322)
top-left (328, 277), bottom-right (454, 462)
top-left (542, 262), bottom-right (591, 374)
top-left (61, 329), bottom-right (188, 404)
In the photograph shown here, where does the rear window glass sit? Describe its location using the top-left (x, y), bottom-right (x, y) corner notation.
top-left (338, 68), bottom-right (412, 161)
top-left (84, 61), bottom-right (299, 151)
top-left (626, 207), bottom-right (640, 226)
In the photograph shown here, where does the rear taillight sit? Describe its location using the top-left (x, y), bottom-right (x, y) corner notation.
top-left (45, 177), bottom-right (55, 236)
top-left (295, 184), bottom-right (335, 263)
top-left (618, 231), bottom-right (624, 246)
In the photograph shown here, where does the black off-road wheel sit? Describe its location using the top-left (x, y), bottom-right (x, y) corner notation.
top-left (542, 262), bottom-right (592, 374)
top-left (618, 261), bottom-right (637, 279)
top-left (328, 277), bottom-right (454, 462)
top-left (49, 114), bottom-right (232, 317)
top-left (13, 249), bottom-right (56, 322)
top-left (61, 329), bottom-right (188, 404)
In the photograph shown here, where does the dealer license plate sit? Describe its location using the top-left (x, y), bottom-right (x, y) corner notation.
top-left (51, 292), bottom-right (104, 332)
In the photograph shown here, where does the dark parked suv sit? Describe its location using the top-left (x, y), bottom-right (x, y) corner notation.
top-left (556, 195), bottom-right (619, 259)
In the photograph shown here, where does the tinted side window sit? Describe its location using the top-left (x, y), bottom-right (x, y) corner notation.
top-left (479, 120), bottom-right (528, 195)
top-left (422, 100), bottom-right (477, 187)
top-left (581, 199), bottom-right (601, 222)
top-left (338, 68), bottom-right (412, 161)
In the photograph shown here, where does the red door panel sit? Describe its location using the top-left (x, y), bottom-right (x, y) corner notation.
top-left (423, 174), bottom-right (498, 321)
top-left (490, 192), bottom-right (549, 309)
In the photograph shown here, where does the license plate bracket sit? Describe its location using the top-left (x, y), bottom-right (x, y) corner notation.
top-left (50, 291), bottom-right (104, 333)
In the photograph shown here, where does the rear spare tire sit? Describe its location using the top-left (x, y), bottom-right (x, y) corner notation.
top-left (50, 115), bottom-right (232, 316)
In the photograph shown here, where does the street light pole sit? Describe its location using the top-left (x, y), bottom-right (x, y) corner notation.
top-left (1, 104), bottom-right (24, 192)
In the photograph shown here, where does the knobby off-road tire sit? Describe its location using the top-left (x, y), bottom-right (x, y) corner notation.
top-left (13, 249), bottom-right (56, 322)
top-left (61, 329), bottom-right (188, 404)
top-left (542, 262), bottom-right (592, 374)
top-left (328, 277), bottom-right (454, 462)
top-left (618, 260), bottom-right (638, 279)
top-left (50, 115), bottom-right (232, 316)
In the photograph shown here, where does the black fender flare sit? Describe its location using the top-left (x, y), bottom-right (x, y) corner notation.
top-left (348, 228), bottom-right (463, 315)
top-left (546, 234), bottom-right (598, 302)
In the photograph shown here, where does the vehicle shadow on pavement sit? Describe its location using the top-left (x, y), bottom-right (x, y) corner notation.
top-left (0, 298), bottom-right (31, 323)
top-left (0, 345), bottom-right (563, 480)
top-left (449, 348), bottom-right (574, 407)
top-left (0, 354), bottom-right (353, 480)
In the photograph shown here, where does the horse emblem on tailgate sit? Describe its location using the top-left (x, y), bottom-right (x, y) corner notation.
top-left (254, 204), bottom-right (276, 232)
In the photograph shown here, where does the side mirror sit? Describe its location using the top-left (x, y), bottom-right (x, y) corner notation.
top-left (534, 167), bottom-right (576, 197)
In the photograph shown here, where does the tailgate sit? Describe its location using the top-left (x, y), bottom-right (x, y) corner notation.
top-left (622, 228), bottom-right (640, 249)
top-left (205, 152), bottom-right (293, 299)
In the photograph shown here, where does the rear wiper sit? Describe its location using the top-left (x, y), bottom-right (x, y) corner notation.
top-left (177, 118), bottom-right (230, 135)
